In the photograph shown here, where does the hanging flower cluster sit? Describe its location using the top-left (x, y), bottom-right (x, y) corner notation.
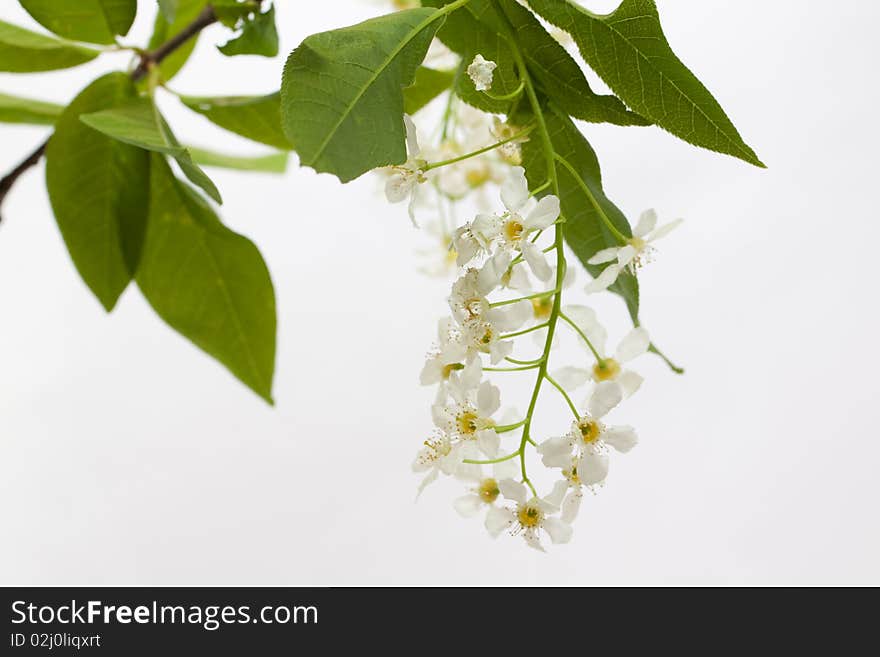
top-left (377, 49), bottom-right (680, 551)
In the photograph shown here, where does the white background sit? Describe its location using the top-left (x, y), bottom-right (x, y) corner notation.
top-left (1, 1), bottom-right (878, 585)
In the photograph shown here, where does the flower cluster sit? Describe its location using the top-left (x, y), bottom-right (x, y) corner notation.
top-left (374, 54), bottom-right (680, 550)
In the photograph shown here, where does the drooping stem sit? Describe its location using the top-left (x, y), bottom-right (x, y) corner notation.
top-left (0, 3), bottom-right (221, 223)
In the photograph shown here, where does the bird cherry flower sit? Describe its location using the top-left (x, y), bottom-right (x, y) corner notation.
top-left (585, 209), bottom-right (682, 293)
top-left (419, 318), bottom-right (467, 387)
top-left (412, 431), bottom-right (472, 496)
top-left (431, 359), bottom-right (504, 457)
top-left (467, 54), bottom-right (497, 92)
top-left (453, 457), bottom-right (520, 518)
top-left (537, 381), bottom-right (637, 486)
top-left (485, 479), bottom-right (573, 551)
top-left (470, 167), bottom-right (560, 281)
top-left (490, 117), bottom-right (530, 166)
top-left (385, 115), bottom-right (426, 225)
top-left (553, 325), bottom-right (651, 398)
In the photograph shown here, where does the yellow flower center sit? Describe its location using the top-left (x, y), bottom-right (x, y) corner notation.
top-left (479, 325), bottom-right (494, 346)
top-left (531, 296), bottom-right (553, 319)
top-left (503, 218), bottom-right (524, 242)
top-left (478, 478), bottom-right (500, 504)
top-left (517, 503), bottom-right (542, 528)
top-left (592, 358), bottom-right (621, 382)
top-left (466, 167), bottom-right (491, 188)
top-left (565, 464), bottom-right (581, 485)
top-left (627, 236), bottom-right (646, 251)
top-left (457, 411), bottom-right (479, 435)
top-left (578, 418), bottom-right (601, 444)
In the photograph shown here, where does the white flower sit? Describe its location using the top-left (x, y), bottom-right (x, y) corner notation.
top-left (467, 54), bottom-right (497, 92)
top-left (453, 458), bottom-right (520, 518)
top-left (469, 167), bottom-right (560, 280)
top-left (537, 381), bottom-right (637, 486)
top-left (459, 300), bottom-right (531, 364)
top-left (385, 115), bottom-right (426, 225)
top-left (415, 218), bottom-right (458, 277)
top-left (552, 326), bottom-right (650, 398)
top-left (420, 318), bottom-right (467, 386)
top-left (448, 257), bottom-right (506, 324)
top-left (585, 209), bottom-right (682, 292)
top-left (412, 433), bottom-right (474, 496)
top-left (484, 479), bottom-right (573, 551)
top-left (431, 360), bottom-right (503, 457)
top-left (490, 117), bottom-right (529, 165)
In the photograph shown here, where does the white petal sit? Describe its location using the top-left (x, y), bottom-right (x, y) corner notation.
top-left (603, 426), bottom-right (638, 453)
top-left (505, 265), bottom-right (531, 291)
top-left (485, 506), bottom-right (514, 537)
top-left (552, 366), bottom-right (590, 391)
top-left (543, 517), bottom-right (573, 544)
top-left (537, 436), bottom-right (573, 469)
top-left (477, 381), bottom-right (500, 416)
top-left (478, 250), bottom-right (511, 294)
top-left (634, 208), bottom-right (657, 238)
top-left (476, 428), bottom-right (500, 457)
top-left (524, 195), bottom-right (560, 231)
top-left (461, 357), bottom-right (483, 392)
top-left (616, 244), bottom-right (638, 267)
top-left (561, 489), bottom-right (583, 523)
top-left (498, 478), bottom-right (527, 504)
top-left (416, 468), bottom-right (439, 498)
top-left (584, 265), bottom-right (620, 294)
top-left (501, 166), bottom-right (529, 213)
top-left (419, 359), bottom-right (442, 386)
top-left (385, 173), bottom-right (411, 204)
top-left (615, 327), bottom-right (650, 363)
top-left (520, 239), bottom-right (553, 281)
top-left (646, 218), bottom-right (683, 242)
top-left (453, 494), bottom-right (484, 518)
top-left (617, 370), bottom-right (644, 398)
top-left (489, 340), bottom-right (514, 365)
top-left (579, 452), bottom-right (609, 485)
top-left (523, 529), bottom-right (546, 552)
top-left (493, 457), bottom-right (520, 481)
top-left (587, 247), bottom-right (619, 265)
top-left (403, 114), bottom-right (420, 157)
top-left (563, 305), bottom-right (608, 355)
top-left (471, 213), bottom-right (500, 245)
top-left (545, 479), bottom-right (569, 508)
top-left (587, 380), bottom-right (623, 419)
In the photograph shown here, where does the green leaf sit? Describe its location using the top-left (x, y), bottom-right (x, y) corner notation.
top-left (218, 3), bottom-right (278, 57)
top-left (211, 0), bottom-right (259, 28)
top-left (45, 73), bottom-right (150, 311)
top-left (526, 0), bottom-right (764, 167)
top-left (0, 91), bottom-right (63, 125)
top-left (157, 0), bottom-right (178, 23)
top-left (147, 0), bottom-right (207, 81)
top-left (18, 0), bottom-right (137, 44)
top-left (0, 19), bottom-right (99, 72)
top-left (423, 0), bottom-right (519, 114)
top-left (137, 154), bottom-right (276, 403)
top-left (494, 0), bottom-right (648, 126)
top-left (281, 8), bottom-right (445, 182)
top-left (180, 93), bottom-right (292, 150)
top-left (520, 104), bottom-right (639, 321)
top-left (404, 66), bottom-right (456, 115)
top-left (80, 98), bottom-right (223, 204)
top-left (188, 146), bottom-right (288, 173)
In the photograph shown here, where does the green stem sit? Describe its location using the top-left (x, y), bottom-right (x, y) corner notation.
top-left (554, 153), bottom-right (628, 244)
top-left (499, 322), bottom-right (548, 340)
top-left (424, 125), bottom-right (534, 172)
top-left (484, 364), bottom-right (541, 372)
top-left (494, 419), bottom-right (527, 433)
top-left (506, 356), bottom-right (545, 366)
top-left (464, 450), bottom-right (522, 466)
top-left (483, 79), bottom-right (525, 101)
top-left (559, 312), bottom-right (603, 364)
top-left (489, 288), bottom-right (556, 308)
top-left (544, 373), bottom-right (580, 419)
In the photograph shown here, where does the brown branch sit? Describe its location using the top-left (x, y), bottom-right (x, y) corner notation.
top-left (0, 4), bottom-right (219, 224)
